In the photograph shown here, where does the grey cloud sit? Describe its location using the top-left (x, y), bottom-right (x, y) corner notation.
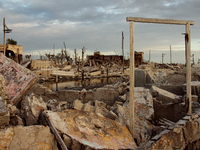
top-left (0, 0), bottom-right (200, 61)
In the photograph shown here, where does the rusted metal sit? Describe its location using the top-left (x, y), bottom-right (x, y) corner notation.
top-left (0, 53), bottom-right (38, 104)
top-left (45, 109), bottom-right (137, 149)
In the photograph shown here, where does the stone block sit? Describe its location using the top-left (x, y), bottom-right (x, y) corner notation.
top-left (63, 134), bottom-right (72, 149)
top-left (8, 105), bottom-right (19, 116)
top-left (105, 110), bottom-right (118, 120)
top-left (72, 99), bottom-right (83, 111)
top-left (83, 103), bottom-right (95, 112)
top-left (94, 100), bottom-right (106, 108)
top-left (10, 115), bottom-right (24, 126)
top-left (150, 86), bottom-right (180, 104)
top-left (95, 106), bottom-right (109, 116)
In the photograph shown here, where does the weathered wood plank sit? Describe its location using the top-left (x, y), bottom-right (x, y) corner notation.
top-left (186, 23), bottom-right (192, 114)
top-left (126, 17), bottom-right (194, 25)
top-left (129, 21), bottom-right (135, 137)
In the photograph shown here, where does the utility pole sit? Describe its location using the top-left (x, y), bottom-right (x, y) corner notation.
top-left (122, 31), bottom-right (124, 73)
top-left (170, 45), bottom-right (172, 65)
top-left (162, 53), bottom-right (166, 64)
top-left (3, 18), bottom-right (12, 56)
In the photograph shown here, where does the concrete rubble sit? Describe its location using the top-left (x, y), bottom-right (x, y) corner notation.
top-left (3, 52), bottom-right (200, 149)
top-left (0, 125), bottom-right (57, 150)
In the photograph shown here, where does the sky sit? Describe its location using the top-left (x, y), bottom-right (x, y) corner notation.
top-left (1, 0), bottom-right (200, 64)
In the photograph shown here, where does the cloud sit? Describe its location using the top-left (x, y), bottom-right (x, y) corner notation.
top-left (0, 0), bottom-right (200, 64)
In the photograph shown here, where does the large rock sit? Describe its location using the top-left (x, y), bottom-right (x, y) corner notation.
top-left (45, 109), bottom-right (137, 149)
top-left (22, 93), bottom-right (47, 125)
top-left (0, 125), bottom-right (58, 150)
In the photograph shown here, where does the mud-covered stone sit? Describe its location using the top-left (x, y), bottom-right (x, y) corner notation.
top-left (0, 125), bottom-right (58, 150)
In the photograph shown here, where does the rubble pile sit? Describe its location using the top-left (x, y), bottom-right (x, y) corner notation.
top-left (3, 53), bottom-right (200, 149)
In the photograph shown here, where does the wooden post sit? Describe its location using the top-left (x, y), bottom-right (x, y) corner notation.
top-left (186, 22), bottom-right (192, 114)
top-left (74, 49), bottom-right (77, 65)
top-left (129, 21), bottom-right (135, 137)
top-left (53, 44), bottom-right (55, 56)
top-left (170, 45), bottom-right (172, 65)
top-left (82, 47), bottom-right (85, 81)
top-left (149, 50), bottom-right (151, 64)
top-left (3, 18), bottom-right (6, 55)
top-left (162, 53), bottom-right (166, 64)
top-left (122, 31), bottom-right (124, 73)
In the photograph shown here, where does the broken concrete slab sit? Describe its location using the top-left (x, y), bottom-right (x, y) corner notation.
top-left (0, 74), bottom-right (8, 100)
top-left (0, 53), bottom-right (38, 104)
top-left (45, 109), bottom-right (137, 149)
top-left (0, 125), bottom-right (58, 150)
top-left (150, 85), bottom-right (180, 104)
top-left (22, 93), bottom-right (47, 125)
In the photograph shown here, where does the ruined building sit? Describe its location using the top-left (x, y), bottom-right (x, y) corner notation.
top-left (0, 44), bottom-right (23, 64)
top-left (87, 51), bottom-right (143, 67)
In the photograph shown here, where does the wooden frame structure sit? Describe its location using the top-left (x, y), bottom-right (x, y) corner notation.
top-left (126, 17), bottom-right (194, 137)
